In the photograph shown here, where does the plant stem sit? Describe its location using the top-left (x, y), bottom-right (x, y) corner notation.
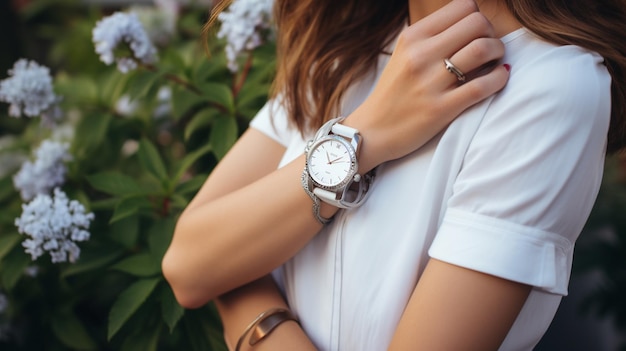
top-left (232, 53), bottom-right (254, 98)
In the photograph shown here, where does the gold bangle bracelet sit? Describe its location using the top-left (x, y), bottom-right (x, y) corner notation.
top-left (234, 308), bottom-right (299, 351)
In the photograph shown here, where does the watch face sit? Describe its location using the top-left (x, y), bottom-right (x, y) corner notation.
top-left (307, 136), bottom-right (356, 188)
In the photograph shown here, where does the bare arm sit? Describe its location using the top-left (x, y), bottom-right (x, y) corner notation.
top-left (162, 127), bottom-right (328, 307)
top-left (388, 259), bottom-right (531, 350)
top-left (162, 127), bottom-right (337, 307)
top-left (163, 0), bottom-right (510, 308)
top-left (215, 276), bottom-right (317, 351)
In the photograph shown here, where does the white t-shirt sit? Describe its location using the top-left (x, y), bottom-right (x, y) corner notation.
top-left (249, 28), bottom-right (611, 351)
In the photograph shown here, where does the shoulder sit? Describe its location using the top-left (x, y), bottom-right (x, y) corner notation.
top-left (472, 30), bottom-right (613, 145)
top-left (500, 29), bottom-right (611, 126)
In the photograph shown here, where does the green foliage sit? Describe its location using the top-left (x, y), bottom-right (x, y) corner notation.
top-left (574, 156), bottom-right (626, 346)
top-left (0, 0), bottom-right (275, 349)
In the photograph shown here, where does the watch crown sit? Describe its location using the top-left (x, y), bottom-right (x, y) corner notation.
top-left (353, 174), bottom-right (361, 182)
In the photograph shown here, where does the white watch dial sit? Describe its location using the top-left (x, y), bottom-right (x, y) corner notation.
top-left (308, 138), bottom-right (354, 187)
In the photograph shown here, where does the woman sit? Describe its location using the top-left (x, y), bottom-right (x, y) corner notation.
top-left (163, 0), bottom-right (626, 349)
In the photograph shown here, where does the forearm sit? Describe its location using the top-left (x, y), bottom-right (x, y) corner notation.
top-left (163, 154), bottom-right (337, 307)
top-left (216, 275), bottom-right (317, 351)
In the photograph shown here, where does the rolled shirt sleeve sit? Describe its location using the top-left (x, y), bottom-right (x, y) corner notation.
top-left (429, 45), bottom-right (612, 295)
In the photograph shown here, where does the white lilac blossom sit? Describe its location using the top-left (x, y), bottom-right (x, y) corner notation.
top-left (216, 0), bottom-right (274, 72)
top-left (114, 95), bottom-right (139, 116)
top-left (92, 12), bottom-right (158, 73)
top-left (0, 59), bottom-right (60, 121)
top-left (130, 4), bottom-right (178, 46)
top-left (13, 140), bottom-right (72, 201)
top-left (153, 86), bottom-right (172, 118)
top-left (15, 188), bottom-right (94, 264)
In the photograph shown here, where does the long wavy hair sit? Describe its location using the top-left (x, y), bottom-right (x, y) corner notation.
top-left (208, 0), bottom-right (626, 153)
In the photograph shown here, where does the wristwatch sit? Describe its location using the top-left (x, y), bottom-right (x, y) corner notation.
top-left (303, 117), bottom-right (375, 210)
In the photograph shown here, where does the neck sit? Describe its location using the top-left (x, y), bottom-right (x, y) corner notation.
top-left (408, 0), bottom-right (521, 38)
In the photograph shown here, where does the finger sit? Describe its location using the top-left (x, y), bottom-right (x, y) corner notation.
top-left (408, 0), bottom-right (479, 38)
top-left (441, 37), bottom-right (505, 85)
top-left (435, 11), bottom-right (496, 57)
top-left (445, 64), bottom-right (510, 115)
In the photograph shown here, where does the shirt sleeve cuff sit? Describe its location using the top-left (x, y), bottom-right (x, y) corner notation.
top-left (428, 208), bottom-right (574, 295)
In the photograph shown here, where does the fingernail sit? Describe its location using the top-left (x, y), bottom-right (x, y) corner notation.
top-left (503, 64), bottom-right (511, 72)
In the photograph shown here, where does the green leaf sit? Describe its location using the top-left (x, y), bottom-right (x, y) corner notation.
top-left (200, 83), bottom-right (235, 114)
top-left (125, 70), bottom-right (162, 101)
top-left (169, 193), bottom-right (190, 211)
top-left (72, 113), bottom-right (112, 160)
top-left (61, 249), bottom-right (123, 278)
top-left (90, 197), bottom-right (120, 210)
top-left (51, 310), bottom-right (97, 350)
top-left (138, 138), bottom-right (168, 181)
top-left (235, 82), bottom-right (270, 112)
top-left (110, 196), bottom-right (153, 224)
top-left (148, 217), bottom-right (176, 263)
top-left (193, 57), bottom-right (227, 84)
top-left (183, 310), bottom-right (215, 351)
top-left (160, 283), bottom-right (185, 333)
top-left (55, 75), bottom-right (99, 104)
top-left (0, 233), bottom-right (22, 262)
top-left (100, 70), bottom-right (130, 103)
top-left (109, 215), bottom-right (140, 249)
top-left (175, 174), bottom-right (208, 196)
top-left (184, 109), bottom-right (219, 141)
top-left (184, 307), bottom-right (228, 351)
top-left (110, 252), bottom-right (160, 277)
top-left (0, 175), bottom-right (16, 203)
top-left (120, 324), bottom-right (161, 351)
top-left (109, 198), bottom-right (139, 224)
top-left (1, 247), bottom-right (30, 290)
top-left (108, 277), bottom-right (161, 340)
top-left (171, 144), bottom-right (213, 185)
top-left (172, 87), bottom-right (206, 121)
top-left (87, 172), bottom-right (143, 197)
top-left (210, 115), bottom-right (238, 160)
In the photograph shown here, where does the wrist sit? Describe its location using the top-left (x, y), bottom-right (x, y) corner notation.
top-left (302, 117), bottom-right (376, 213)
top-left (342, 108), bottom-right (386, 174)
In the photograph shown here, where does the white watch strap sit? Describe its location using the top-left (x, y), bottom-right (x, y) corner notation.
top-left (331, 122), bottom-right (358, 139)
top-left (313, 188), bottom-right (342, 208)
top-left (312, 168), bottom-right (376, 209)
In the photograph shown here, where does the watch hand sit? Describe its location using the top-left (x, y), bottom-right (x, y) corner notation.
top-left (329, 157), bottom-right (346, 164)
top-left (326, 151), bottom-right (332, 164)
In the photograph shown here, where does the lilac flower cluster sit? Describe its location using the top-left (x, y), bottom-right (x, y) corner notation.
top-left (15, 188), bottom-right (94, 264)
top-left (13, 140), bottom-right (72, 201)
top-left (129, 3), bottom-right (178, 46)
top-left (217, 0), bottom-right (274, 72)
top-left (0, 59), bottom-right (60, 121)
top-left (92, 12), bottom-right (158, 73)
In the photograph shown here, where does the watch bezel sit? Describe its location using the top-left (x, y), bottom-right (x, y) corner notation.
top-left (305, 135), bottom-right (358, 192)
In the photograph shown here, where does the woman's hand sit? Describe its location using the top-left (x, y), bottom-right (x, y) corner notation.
top-left (348, 0), bottom-right (510, 172)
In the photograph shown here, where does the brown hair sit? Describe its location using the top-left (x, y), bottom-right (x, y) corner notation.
top-left (271, 0), bottom-right (407, 133)
top-left (207, 0), bottom-right (626, 152)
